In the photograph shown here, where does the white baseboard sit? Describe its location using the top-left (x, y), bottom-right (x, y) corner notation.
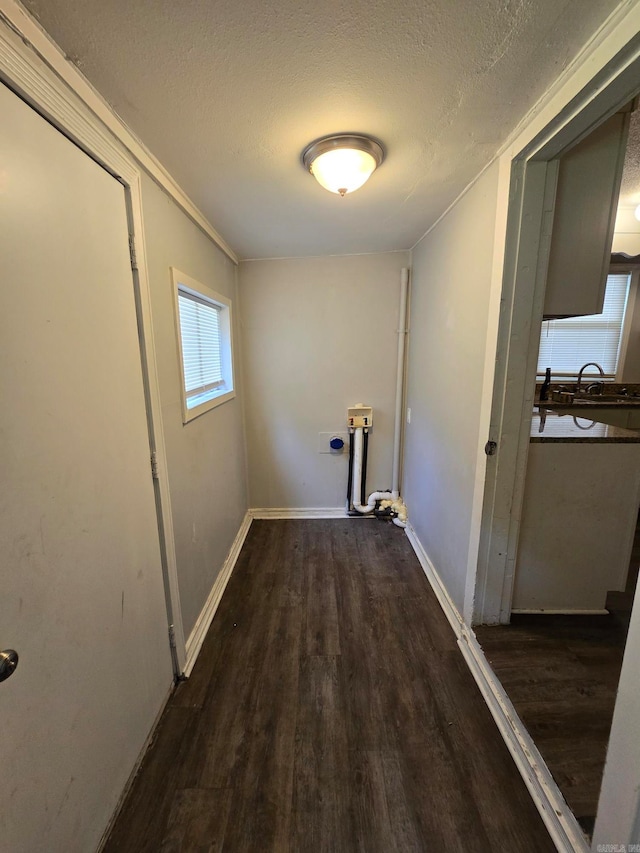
top-left (458, 635), bottom-right (589, 852)
top-left (512, 608), bottom-right (609, 616)
top-left (249, 506), bottom-right (362, 519)
top-left (404, 523), bottom-right (464, 638)
top-left (183, 511), bottom-right (253, 677)
top-left (404, 522), bottom-right (588, 853)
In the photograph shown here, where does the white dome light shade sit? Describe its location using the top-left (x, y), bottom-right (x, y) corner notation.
top-left (302, 134), bottom-right (385, 197)
top-left (311, 148), bottom-right (377, 195)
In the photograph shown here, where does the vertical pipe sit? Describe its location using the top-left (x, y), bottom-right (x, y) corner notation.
top-left (391, 268), bottom-right (409, 498)
top-left (361, 429), bottom-right (369, 506)
top-left (352, 427), bottom-right (364, 509)
top-left (346, 430), bottom-right (354, 511)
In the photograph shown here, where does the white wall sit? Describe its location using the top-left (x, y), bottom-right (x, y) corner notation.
top-left (403, 162), bottom-right (501, 614)
top-left (142, 173), bottom-right (248, 637)
top-left (613, 207), bottom-right (640, 256)
top-left (593, 577), bottom-right (640, 847)
top-left (239, 252), bottom-right (409, 509)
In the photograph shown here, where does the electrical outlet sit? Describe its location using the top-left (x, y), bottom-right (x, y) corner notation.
top-left (407, 407), bottom-right (412, 424)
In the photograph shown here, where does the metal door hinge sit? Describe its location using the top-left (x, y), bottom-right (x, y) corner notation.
top-left (151, 451), bottom-right (159, 479)
top-left (168, 625), bottom-right (186, 683)
top-left (484, 440), bottom-right (497, 457)
top-left (128, 233), bottom-right (138, 271)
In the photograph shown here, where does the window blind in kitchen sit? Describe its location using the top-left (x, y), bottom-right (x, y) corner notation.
top-left (537, 272), bottom-right (631, 378)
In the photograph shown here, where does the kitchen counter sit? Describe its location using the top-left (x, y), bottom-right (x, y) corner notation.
top-left (536, 382), bottom-right (640, 403)
top-left (534, 382), bottom-right (640, 430)
top-left (531, 409), bottom-right (640, 442)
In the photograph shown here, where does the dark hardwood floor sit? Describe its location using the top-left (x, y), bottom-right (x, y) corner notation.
top-left (475, 614), bottom-right (626, 838)
top-left (474, 511), bottom-right (640, 838)
top-left (104, 519), bottom-right (554, 852)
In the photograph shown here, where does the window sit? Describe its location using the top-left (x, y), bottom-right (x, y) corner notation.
top-left (172, 268), bottom-right (235, 422)
top-left (537, 272), bottom-right (631, 380)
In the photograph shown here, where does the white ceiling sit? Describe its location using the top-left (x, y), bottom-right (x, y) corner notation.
top-left (620, 109), bottom-right (640, 208)
top-left (23, 0), bottom-right (624, 259)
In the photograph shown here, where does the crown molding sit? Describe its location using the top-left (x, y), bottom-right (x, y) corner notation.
top-left (0, 0), bottom-right (238, 265)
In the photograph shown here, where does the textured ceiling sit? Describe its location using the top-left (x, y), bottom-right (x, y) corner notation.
top-left (23, 0), bottom-right (624, 258)
top-left (619, 108), bottom-right (640, 208)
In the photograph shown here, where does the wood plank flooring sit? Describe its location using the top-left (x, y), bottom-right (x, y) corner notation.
top-left (104, 520), bottom-right (554, 852)
top-left (475, 510), bottom-right (640, 838)
top-left (475, 613), bottom-right (626, 837)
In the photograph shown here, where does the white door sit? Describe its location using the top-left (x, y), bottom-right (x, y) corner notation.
top-left (0, 84), bottom-right (172, 851)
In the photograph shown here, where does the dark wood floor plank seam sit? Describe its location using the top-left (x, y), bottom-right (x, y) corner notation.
top-left (476, 613), bottom-right (627, 832)
top-left (105, 520), bottom-right (555, 853)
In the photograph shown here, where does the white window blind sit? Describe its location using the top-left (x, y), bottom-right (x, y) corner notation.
top-left (177, 289), bottom-right (223, 407)
top-left (537, 273), bottom-right (631, 378)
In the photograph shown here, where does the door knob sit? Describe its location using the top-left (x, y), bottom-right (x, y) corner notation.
top-left (0, 650), bottom-right (19, 683)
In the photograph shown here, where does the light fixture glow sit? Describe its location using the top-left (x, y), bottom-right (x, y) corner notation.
top-left (302, 134), bottom-right (385, 197)
top-left (634, 203), bottom-right (640, 222)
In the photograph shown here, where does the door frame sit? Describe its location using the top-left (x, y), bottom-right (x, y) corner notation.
top-left (471, 19), bottom-right (640, 852)
top-left (474, 29), bottom-right (640, 627)
top-left (0, 9), bottom-right (187, 672)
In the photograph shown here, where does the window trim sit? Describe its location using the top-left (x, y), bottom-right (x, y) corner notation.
top-left (171, 267), bottom-right (235, 423)
top-left (612, 267), bottom-right (639, 381)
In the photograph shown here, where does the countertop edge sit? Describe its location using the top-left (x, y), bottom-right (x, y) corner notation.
top-left (530, 409), bottom-right (640, 443)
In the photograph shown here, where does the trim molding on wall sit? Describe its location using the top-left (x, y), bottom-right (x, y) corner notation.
top-left (250, 507), bottom-right (354, 519)
top-left (512, 609), bottom-right (609, 616)
top-left (404, 523), bottom-right (589, 853)
top-left (404, 524), bottom-right (464, 638)
top-left (455, 640), bottom-right (588, 853)
top-left (184, 511), bottom-right (253, 677)
top-left (0, 0), bottom-right (238, 265)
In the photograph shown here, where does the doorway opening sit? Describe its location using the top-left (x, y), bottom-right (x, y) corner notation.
top-left (473, 35), bottom-right (640, 845)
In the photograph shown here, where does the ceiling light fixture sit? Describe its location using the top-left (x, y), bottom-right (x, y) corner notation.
top-left (302, 134), bottom-right (385, 197)
top-left (634, 203), bottom-right (640, 222)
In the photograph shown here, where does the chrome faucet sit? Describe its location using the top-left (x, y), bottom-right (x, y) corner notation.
top-left (575, 362), bottom-right (605, 394)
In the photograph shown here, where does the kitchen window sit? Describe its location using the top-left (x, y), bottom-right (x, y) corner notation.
top-left (537, 271), bottom-right (632, 380)
top-left (172, 268), bottom-right (235, 422)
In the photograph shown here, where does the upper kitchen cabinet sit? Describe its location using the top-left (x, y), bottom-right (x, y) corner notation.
top-left (543, 109), bottom-right (631, 319)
